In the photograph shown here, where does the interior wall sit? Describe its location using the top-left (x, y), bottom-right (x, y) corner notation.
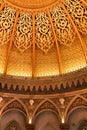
top-left (0, 110), bottom-right (26, 130)
top-left (67, 108), bottom-right (87, 130)
top-left (35, 111), bottom-right (60, 130)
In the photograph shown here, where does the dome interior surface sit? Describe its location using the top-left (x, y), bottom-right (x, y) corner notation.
top-left (0, 0), bottom-right (87, 78)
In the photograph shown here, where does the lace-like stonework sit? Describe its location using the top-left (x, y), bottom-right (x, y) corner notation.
top-left (35, 12), bottom-right (54, 53)
top-left (64, 0), bottom-right (87, 34)
top-left (83, 0), bottom-right (87, 2)
top-left (0, 7), bottom-right (15, 46)
top-left (0, 0), bottom-right (4, 6)
top-left (51, 7), bottom-right (75, 46)
top-left (14, 14), bottom-right (32, 52)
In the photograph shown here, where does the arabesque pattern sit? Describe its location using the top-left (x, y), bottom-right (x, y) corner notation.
top-left (51, 7), bottom-right (75, 46)
top-left (14, 14), bottom-right (32, 52)
top-left (64, 0), bottom-right (87, 34)
top-left (83, 0), bottom-right (87, 2)
top-left (35, 12), bottom-right (54, 53)
top-left (0, 0), bottom-right (86, 77)
top-left (0, 0), bottom-right (4, 6)
top-left (0, 7), bottom-right (15, 46)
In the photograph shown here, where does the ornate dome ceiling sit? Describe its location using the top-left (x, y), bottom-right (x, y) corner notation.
top-left (0, 0), bottom-right (87, 78)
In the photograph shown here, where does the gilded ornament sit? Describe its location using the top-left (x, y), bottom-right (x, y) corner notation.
top-left (14, 13), bottom-right (32, 52)
top-left (51, 6), bottom-right (75, 46)
top-left (64, 0), bottom-right (87, 34)
top-left (35, 12), bottom-right (54, 53)
top-left (0, 7), bottom-right (15, 46)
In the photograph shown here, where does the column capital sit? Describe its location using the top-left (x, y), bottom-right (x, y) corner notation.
top-left (60, 123), bottom-right (69, 130)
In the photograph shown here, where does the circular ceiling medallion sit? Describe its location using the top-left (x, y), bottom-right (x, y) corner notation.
top-left (4, 0), bottom-right (58, 9)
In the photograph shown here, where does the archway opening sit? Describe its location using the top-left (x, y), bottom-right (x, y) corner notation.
top-left (5, 120), bottom-right (20, 130)
top-left (78, 120), bottom-right (87, 130)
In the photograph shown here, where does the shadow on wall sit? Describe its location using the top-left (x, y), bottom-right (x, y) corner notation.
top-left (0, 110), bottom-right (26, 130)
top-left (34, 111), bottom-right (61, 130)
top-left (5, 120), bottom-right (20, 130)
top-left (67, 108), bottom-right (87, 130)
top-left (78, 120), bottom-right (87, 130)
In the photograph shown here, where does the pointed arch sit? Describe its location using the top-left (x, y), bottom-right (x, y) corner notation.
top-left (33, 99), bottom-right (61, 121)
top-left (65, 95), bottom-right (87, 122)
top-left (0, 98), bottom-right (29, 121)
top-left (77, 120), bottom-right (87, 130)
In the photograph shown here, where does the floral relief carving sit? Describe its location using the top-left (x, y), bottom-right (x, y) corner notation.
top-left (51, 6), bottom-right (75, 46)
top-left (35, 101), bottom-right (58, 116)
top-left (0, 97), bottom-right (13, 111)
top-left (84, 0), bottom-right (87, 3)
top-left (0, 7), bottom-right (15, 46)
top-left (81, 93), bottom-right (87, 99)
top-left (14, 13), bottom-right (32, 52)
top-left (35, 12), bottom-right (54, 53)
top-left (68, 97), bottom-right (87, 113)
top-left (0, 0), bottom-right (4, 6)
top-left (64, 0), bottom-right (87, 34)
top-left (2, 101), bottom-right (27, 115)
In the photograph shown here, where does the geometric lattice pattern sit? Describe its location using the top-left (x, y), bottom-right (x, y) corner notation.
top-left (35, 12), bottom-right (54, 53)
top-left (14, 14), bottom-right (32, 52)
top-left (64, 0), bottom-right (87, 34)
top-left (51, 6), bottom-right (75, 46)
top-left (0, 7), bottom-right (15, 46)
top-left (0, 0), bottom-right (3, 6)
top-left (0, 0), bottom-right (87, 77)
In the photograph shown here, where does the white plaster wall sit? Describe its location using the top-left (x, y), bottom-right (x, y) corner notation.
top-left (0, 110), bottom-right (26, 130)
top-left (35, 111), bottom-right (60, 130)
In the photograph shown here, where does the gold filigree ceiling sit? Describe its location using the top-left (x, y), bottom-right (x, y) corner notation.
top-left (0, 0), bottom-right (87, 77)
top-left (3, 0), bottom-right (57, 9)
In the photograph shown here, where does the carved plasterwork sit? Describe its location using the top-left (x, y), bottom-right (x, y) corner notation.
top-left (0, 0), bottom-right (86, 80)
top-left (64, 0), bottom-right (87, 34)
top-left (14, 13), bottom-right (32, 52)
top-left (81, 93), bottom-right (87, 99)
top-left (68, 97), bottom-right (87, 113)
top-left (35, 101), bottom-right (58, 116)
top-left (35, 12), bottom-right (54, 53)
top-left (21, 98), bottom-right (43, 114)
top-left (51, 96), bottom-right (74, 110)
top-left (0, 91), bottom-right (87, 125)
top-left (51, 6), bottom-right (75, 46)
top-left (85, 0), bottom-right (87, 2)
top-left (0, 0), bottom-right (4, 6)
top-left (0, 7), bottom-right (15, 46)
top-left (3, 0), bottom-right (58, 9)
top-left (2, 100), bottom-right (27, 116)
top-left (0, 97), bottom-right (12, 111)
